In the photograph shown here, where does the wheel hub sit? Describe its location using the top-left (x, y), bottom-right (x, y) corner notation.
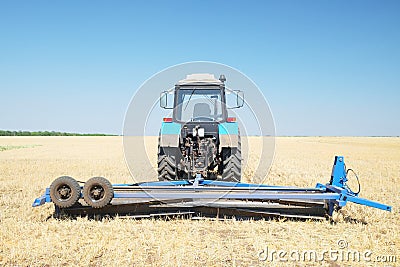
top-left (58, 186), bottom-right (71, 199)
top-left (90, 186), bottom-right (104, 200)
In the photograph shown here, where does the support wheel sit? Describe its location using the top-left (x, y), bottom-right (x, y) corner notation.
top-left (50, 176), bottom-right (81, 208)
top-left (83, 177), bottom-right (113, 208)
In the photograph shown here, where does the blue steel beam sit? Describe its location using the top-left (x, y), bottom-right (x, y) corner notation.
top-left (112, 191), bottom-right (339, 200)
top-left (341, 195), bottom-right (392, 211)
top-left (32, 194), bottom-right (46, 207)
top-left (136, 180), bottom-right (298, 188)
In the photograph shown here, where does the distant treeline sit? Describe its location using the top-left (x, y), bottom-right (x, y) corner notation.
top-left (0, 130), bottom-right (117, 136)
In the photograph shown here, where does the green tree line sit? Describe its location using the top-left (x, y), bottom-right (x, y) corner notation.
top-left (0, 130), bottom-right (117, 136)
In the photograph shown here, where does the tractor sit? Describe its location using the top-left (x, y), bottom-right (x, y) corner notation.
top-left (158, 73), bottom-right (244, 182)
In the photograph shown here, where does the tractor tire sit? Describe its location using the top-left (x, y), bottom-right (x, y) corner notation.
top-left (221, 136), bottom-right (242, 182)
top-left (83, 177), bottom-right (113, 208)
top-left (157, 155), bottom-right (177, 181)
top-left (50, 176), bottom-right (81, 208)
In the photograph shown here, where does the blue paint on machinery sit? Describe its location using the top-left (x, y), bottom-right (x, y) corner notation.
top-left (160, 121), bottom-right (181, 135)
top-left (218, 122), bottom-right (239, 135)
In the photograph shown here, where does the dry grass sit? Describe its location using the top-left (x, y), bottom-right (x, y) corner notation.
top-left (0, 136), bottom-right (399, 266)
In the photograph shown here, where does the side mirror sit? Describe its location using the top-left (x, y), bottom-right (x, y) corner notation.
top-left (160, 91), bottom-right (168, 108)
top-left (236, 90), bottom-right (244, 108)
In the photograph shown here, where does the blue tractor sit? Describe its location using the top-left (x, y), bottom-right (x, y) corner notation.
top-left (158, 74), bottom-right (244, 182)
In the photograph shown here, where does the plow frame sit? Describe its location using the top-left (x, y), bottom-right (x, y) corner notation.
top-left (33, 156), bottom-right (392, 219)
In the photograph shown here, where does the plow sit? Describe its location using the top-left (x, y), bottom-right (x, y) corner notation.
top-left (32, 74), bottom-right (391, 220)
top-left (33, 156), bottom-right (391, 220)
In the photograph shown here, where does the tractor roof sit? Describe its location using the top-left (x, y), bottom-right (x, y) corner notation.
top-left (177, 73), bottom-right (223, 86)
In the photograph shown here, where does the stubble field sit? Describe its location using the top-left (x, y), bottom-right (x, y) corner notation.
top-left (0, 136), bottom-right (399, 266)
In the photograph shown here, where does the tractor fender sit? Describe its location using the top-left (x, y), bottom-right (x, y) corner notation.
top-left (219, 122), bottom-right (239, 148)
top-left (159, 121), bottom-right (180, 147)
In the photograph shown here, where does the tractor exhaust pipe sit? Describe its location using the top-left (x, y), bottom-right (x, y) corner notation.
top-left (219, 74), bottom-right (226, 83)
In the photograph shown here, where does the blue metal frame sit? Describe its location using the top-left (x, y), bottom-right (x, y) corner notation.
top-left (32, 188), bottom-right (51, 207)
top-left (330, 156), bottom-right (348, 188)
top-left (32, 156), bottom-right (392, 217)
top-left (136, 179), bottom-right (298, 188)
top-left (315, 156), bottom-right (391, 215)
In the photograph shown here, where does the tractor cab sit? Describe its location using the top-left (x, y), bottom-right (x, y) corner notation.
top-left (160, 74), bottom-right (244, 124)
top-left (175, 88), bottom-right (224, 123)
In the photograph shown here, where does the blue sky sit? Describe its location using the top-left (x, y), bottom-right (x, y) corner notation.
top-left (0, 0), bottom-right (399, 136)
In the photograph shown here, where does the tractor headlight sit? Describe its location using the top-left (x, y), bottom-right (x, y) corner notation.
top-left (193, 127), bottom-right (205, 137)
top-left (198, 128), bottom-right (205, 137)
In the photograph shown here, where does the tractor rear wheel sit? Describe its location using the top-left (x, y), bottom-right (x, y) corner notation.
top-left (83, 177), bottom-right (114, 208)
top-left (50, 176), bottom-right (81, 208)
top-left (157, 155), bottom-right (178, 180)
top-left (221, 136), bottom-right (242, 182)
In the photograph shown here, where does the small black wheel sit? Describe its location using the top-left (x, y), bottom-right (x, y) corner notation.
top-left (83, 177), bottom-right (113, 208)
top-left (50, 176), bottom-right (81, 208)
